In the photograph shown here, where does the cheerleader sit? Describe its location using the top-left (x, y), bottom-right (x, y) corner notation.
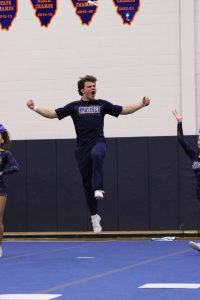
top-left (0, 124), bottom-right (19, 258)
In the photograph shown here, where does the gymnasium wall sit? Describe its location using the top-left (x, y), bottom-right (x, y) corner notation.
top-left (1, 1), bottom-right (200, 232)
top-left (196, 0), bottom-right (200, 128)
top-left (0, 0), bottom-right (199, 139)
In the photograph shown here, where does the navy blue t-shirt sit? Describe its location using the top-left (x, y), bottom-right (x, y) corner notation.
top-left (55, 99), bottom-right (122, 146)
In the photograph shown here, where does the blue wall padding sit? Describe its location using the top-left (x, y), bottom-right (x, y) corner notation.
top-left (4, 136), bottom-right (199, 231)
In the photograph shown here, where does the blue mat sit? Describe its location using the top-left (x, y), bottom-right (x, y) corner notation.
top-left (0, 240), bottom-right (200, 299)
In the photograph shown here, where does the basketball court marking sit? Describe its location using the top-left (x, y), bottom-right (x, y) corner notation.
top-left (0, 295), bottom-right (62, 300)
top-left (76, 256), bottom-right (95, 259)
top-left (2, 243), bottom-right (89, 261)
top-left (139, 283), bottom-right (200, 289)
top-left (37, 248), bottom-right (191, 294)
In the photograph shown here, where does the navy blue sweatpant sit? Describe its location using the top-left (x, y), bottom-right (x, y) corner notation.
top-left (75, 142), bottom-right (107, 215)
top-left (195, 174), bottom-right (200, 204)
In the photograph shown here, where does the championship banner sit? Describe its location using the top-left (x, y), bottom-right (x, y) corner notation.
top-left (112, 0), bottom-right (140, 25)
top-left (30, 0), bottom-right (57, 27)
top-left (71, 0), bottom-right (98, 25)
top-left (0, 0), bottom-right (17, 30)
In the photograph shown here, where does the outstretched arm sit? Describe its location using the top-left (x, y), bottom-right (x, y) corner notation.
top-left (121, 97), bottom-right (150, 115)
top-left (172, 109), bottom-right (183, 139)
top-left (172, 109), bottom-right (196, 159)
top-left (27, 99), bottom-right (58, 119)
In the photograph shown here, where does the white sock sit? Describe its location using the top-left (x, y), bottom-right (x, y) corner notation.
top-left (91, 214), bottom-right (99, 220)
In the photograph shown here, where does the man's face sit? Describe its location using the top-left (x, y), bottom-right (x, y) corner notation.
top-left (81, 81), bottom-right (96, 100)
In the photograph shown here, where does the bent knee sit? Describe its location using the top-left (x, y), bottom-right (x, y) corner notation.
top-left (91, 150), bottom-right (105, 160)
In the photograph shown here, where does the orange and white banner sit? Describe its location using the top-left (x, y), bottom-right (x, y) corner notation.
top-left (71, 0), bottom-right (98, 25)
top-left (0, 0), bottom-right (17, 30)
top-left (112, 0), bottom-right (140, 25)
top-left (30, 0), bottom-right (57, 27)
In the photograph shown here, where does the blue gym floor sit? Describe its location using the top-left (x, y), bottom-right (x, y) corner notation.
top-left (0, 240), bottom-right (200, 299)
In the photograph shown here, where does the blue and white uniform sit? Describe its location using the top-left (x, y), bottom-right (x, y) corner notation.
top-left (0, 150), bottom-right (20, 196)
top-left (177, 122), bottom-right (200, 202)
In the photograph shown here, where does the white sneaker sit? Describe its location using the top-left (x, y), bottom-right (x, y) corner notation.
top-left (91, 214), bottom-right (102, 234)
top-left (94, 190), bottom-right (105, 200)
top-left (0, 246), bottom-right (3, 258)
top-left (189, 241), bottom-right (200, 251)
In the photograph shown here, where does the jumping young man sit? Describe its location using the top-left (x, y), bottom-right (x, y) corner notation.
top-left (27, 75), bottom-right (150, 233)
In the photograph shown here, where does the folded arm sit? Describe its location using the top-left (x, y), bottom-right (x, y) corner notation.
top-left (1, 151), bottom-right (20, 176)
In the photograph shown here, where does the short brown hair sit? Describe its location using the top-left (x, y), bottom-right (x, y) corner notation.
top-left (77, 75), bottom-right (97, 96)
